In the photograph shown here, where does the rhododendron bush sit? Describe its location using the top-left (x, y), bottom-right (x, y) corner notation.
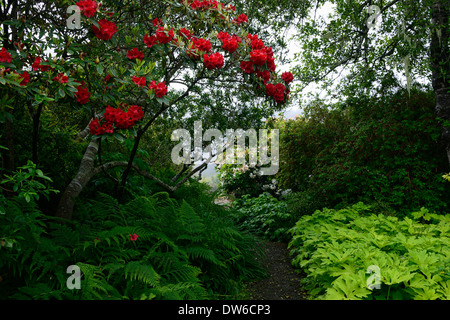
top-left (0, 0), bottom-right (293, 220)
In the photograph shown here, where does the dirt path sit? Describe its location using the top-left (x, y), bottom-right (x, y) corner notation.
top-left (245, 241), bottom-right (308, 300)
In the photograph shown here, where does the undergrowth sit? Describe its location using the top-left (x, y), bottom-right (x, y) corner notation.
top-left (289, 203), bottom-right (450, 300)
top-left (0, 192), bottom-right (266, 300)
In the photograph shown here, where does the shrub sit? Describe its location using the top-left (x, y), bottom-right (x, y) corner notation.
top-left (233, 193), bottom-right (293, 242)
top-left (1, 191), bottom-right (266, 299)
top-left (288, 203), bottom-right (450, 300)
top-left (277, 90), bottom-right (450, 215)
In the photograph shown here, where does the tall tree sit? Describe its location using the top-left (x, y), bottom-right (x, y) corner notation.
top-left (0, 0), bottom-right (293, 220)
top-left (291, 0), bottom-right (450, 165)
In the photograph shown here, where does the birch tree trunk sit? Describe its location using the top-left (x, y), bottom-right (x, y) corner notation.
top-left (431, 0), bottom-right (450, 165)
top-left (55, 138), bottom-right (100, 221)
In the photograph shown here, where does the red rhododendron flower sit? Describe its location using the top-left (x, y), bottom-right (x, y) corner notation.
top-left (192, 37), bottom-right (211, 52)
top-left (75, 84), bottom-right (91, 104)
top-left (273, 83), bottom-right (286, 103)
top-left (92, 19), bottom-right (117, 40)
top-left (129, 233), bottom-right (139, 241)
top-left (0, 48), bottom-right (12, 63)
top-left (132, 75), bottom-right (146, 87)
top-left (53, 73), bottom-right (69, 84)
top-left (156, 26), bottom-right (174, 44)
top-left (179, 28), bottom-right (192, 40)
top-left (89, 118), bottom-right (113, 135)
top-left (31, 57), bottom-right (41, 71)
top-left (149, 80), bottom-right (168, 98)
top-left (233, 13), bottom-right (248, 25)
top-left (240, 61), bottom-right (254, 74)
top-left (250, 49), bottom-right (267, 66)
top-left (267, 56), bottom-right (276, 72)
top-left (17, 71), bottom-right (30, 86)
top-left (128, 105), bottom-right (145, 121)
top-left (218, 31), bottom-right (231, 42)
top-left (143, 34), bottom-right (157, 48)
top-left (203, 52), bottom-right (224, 70)
top-left (256, 70), bottom-right (271, 83)
top-left (76, 0), bottom-right (97, 18)
top-left (281, 71), bottom-right (294, 84)
top-left (222, 38), bottom-right (239, 53)
top-left (127, 47), bottom-right (144, 60)
top-left (152, 18), bottom-right (163, 27)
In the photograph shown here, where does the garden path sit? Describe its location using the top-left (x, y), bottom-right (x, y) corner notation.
top-left (244, 240), bottom-right (308, 300)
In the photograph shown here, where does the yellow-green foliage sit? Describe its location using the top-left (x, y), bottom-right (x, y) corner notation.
top-left (289, 203), bottom-right (450, 300)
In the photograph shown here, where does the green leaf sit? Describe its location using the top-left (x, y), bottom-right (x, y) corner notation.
top-left (96, 64), bottom-right (104, 75)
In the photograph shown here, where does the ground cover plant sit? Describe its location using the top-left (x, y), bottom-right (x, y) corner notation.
top-left (0, 188), bottom-right (266, 299)
top-left (288, 203), bottom-right (450, 300)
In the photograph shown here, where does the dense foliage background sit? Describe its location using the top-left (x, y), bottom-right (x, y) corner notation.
top-left (1, 0), bottom-right (449, 301)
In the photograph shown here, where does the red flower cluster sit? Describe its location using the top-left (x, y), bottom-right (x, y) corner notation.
top-left (127, 47), bottom-right (144, 60)
top-left (89, 105), bottom-right (145, 135)
top-left (203, 52), bottom-right (224, 70)
top-left (14, 71), bottom-right (30, 86)
top-left (132, 75), bottom-right (146, 87)
top-left (53, 73), bottom-right (69, 84)
top-left (0, 48), bottom-right (12, 63)
top-left (89, 118), bottom-right (113, 135)
top-left (184, 0), bottom-right (224, 10)
top-left (233, 13), bottom-right (248, 25)
top-left (75, 83), bottom-right (91, 104)
top-left (265, 82), bottom-right (288, 103)
top-left (281, 71), bottom-right (294, 84)
top-left (185, 37), bottom-right (212, 59)
top-left (156, 26), bottom-right (175, 44)
top-left (152, 18), bottom-right (163, 27)
top-left (76, 0), bottom-right (97, 18)
top-left (92, 19), bottom-right (117, 40)
top-left (31, 57), bottom-right (53, 72)
top-left (217, 32), bottom-right (241, 53)
top-left (143, 34), bottom-right (157, 48)
top-left (148, 81), bottom-right (168, 98)
top-left (179, 28), bottom-right (192, 40)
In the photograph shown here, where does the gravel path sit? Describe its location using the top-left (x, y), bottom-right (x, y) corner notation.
top-left (245, 241), bottom-right (308, 300)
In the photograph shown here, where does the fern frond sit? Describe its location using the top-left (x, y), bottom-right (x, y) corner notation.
top-left (124, 261), bottom-right (161, 287)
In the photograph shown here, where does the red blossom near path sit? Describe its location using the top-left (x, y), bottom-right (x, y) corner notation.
top-left (129, 233), bottom-right (139, 241)
top-left (148, 80), bottom-right (168, 98)
top-left (281, 71), bottom-right (294, 84)
top-left (92, 19), bottom-right (117, 40)
top-left (127, 47), bottom-right (144, 61)
top-left (76, 0), bottom-right (97, 18)
top-left (132, 75), bottom-right (146, 87)
top-left (0, 47), bottom-right (12, 63)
